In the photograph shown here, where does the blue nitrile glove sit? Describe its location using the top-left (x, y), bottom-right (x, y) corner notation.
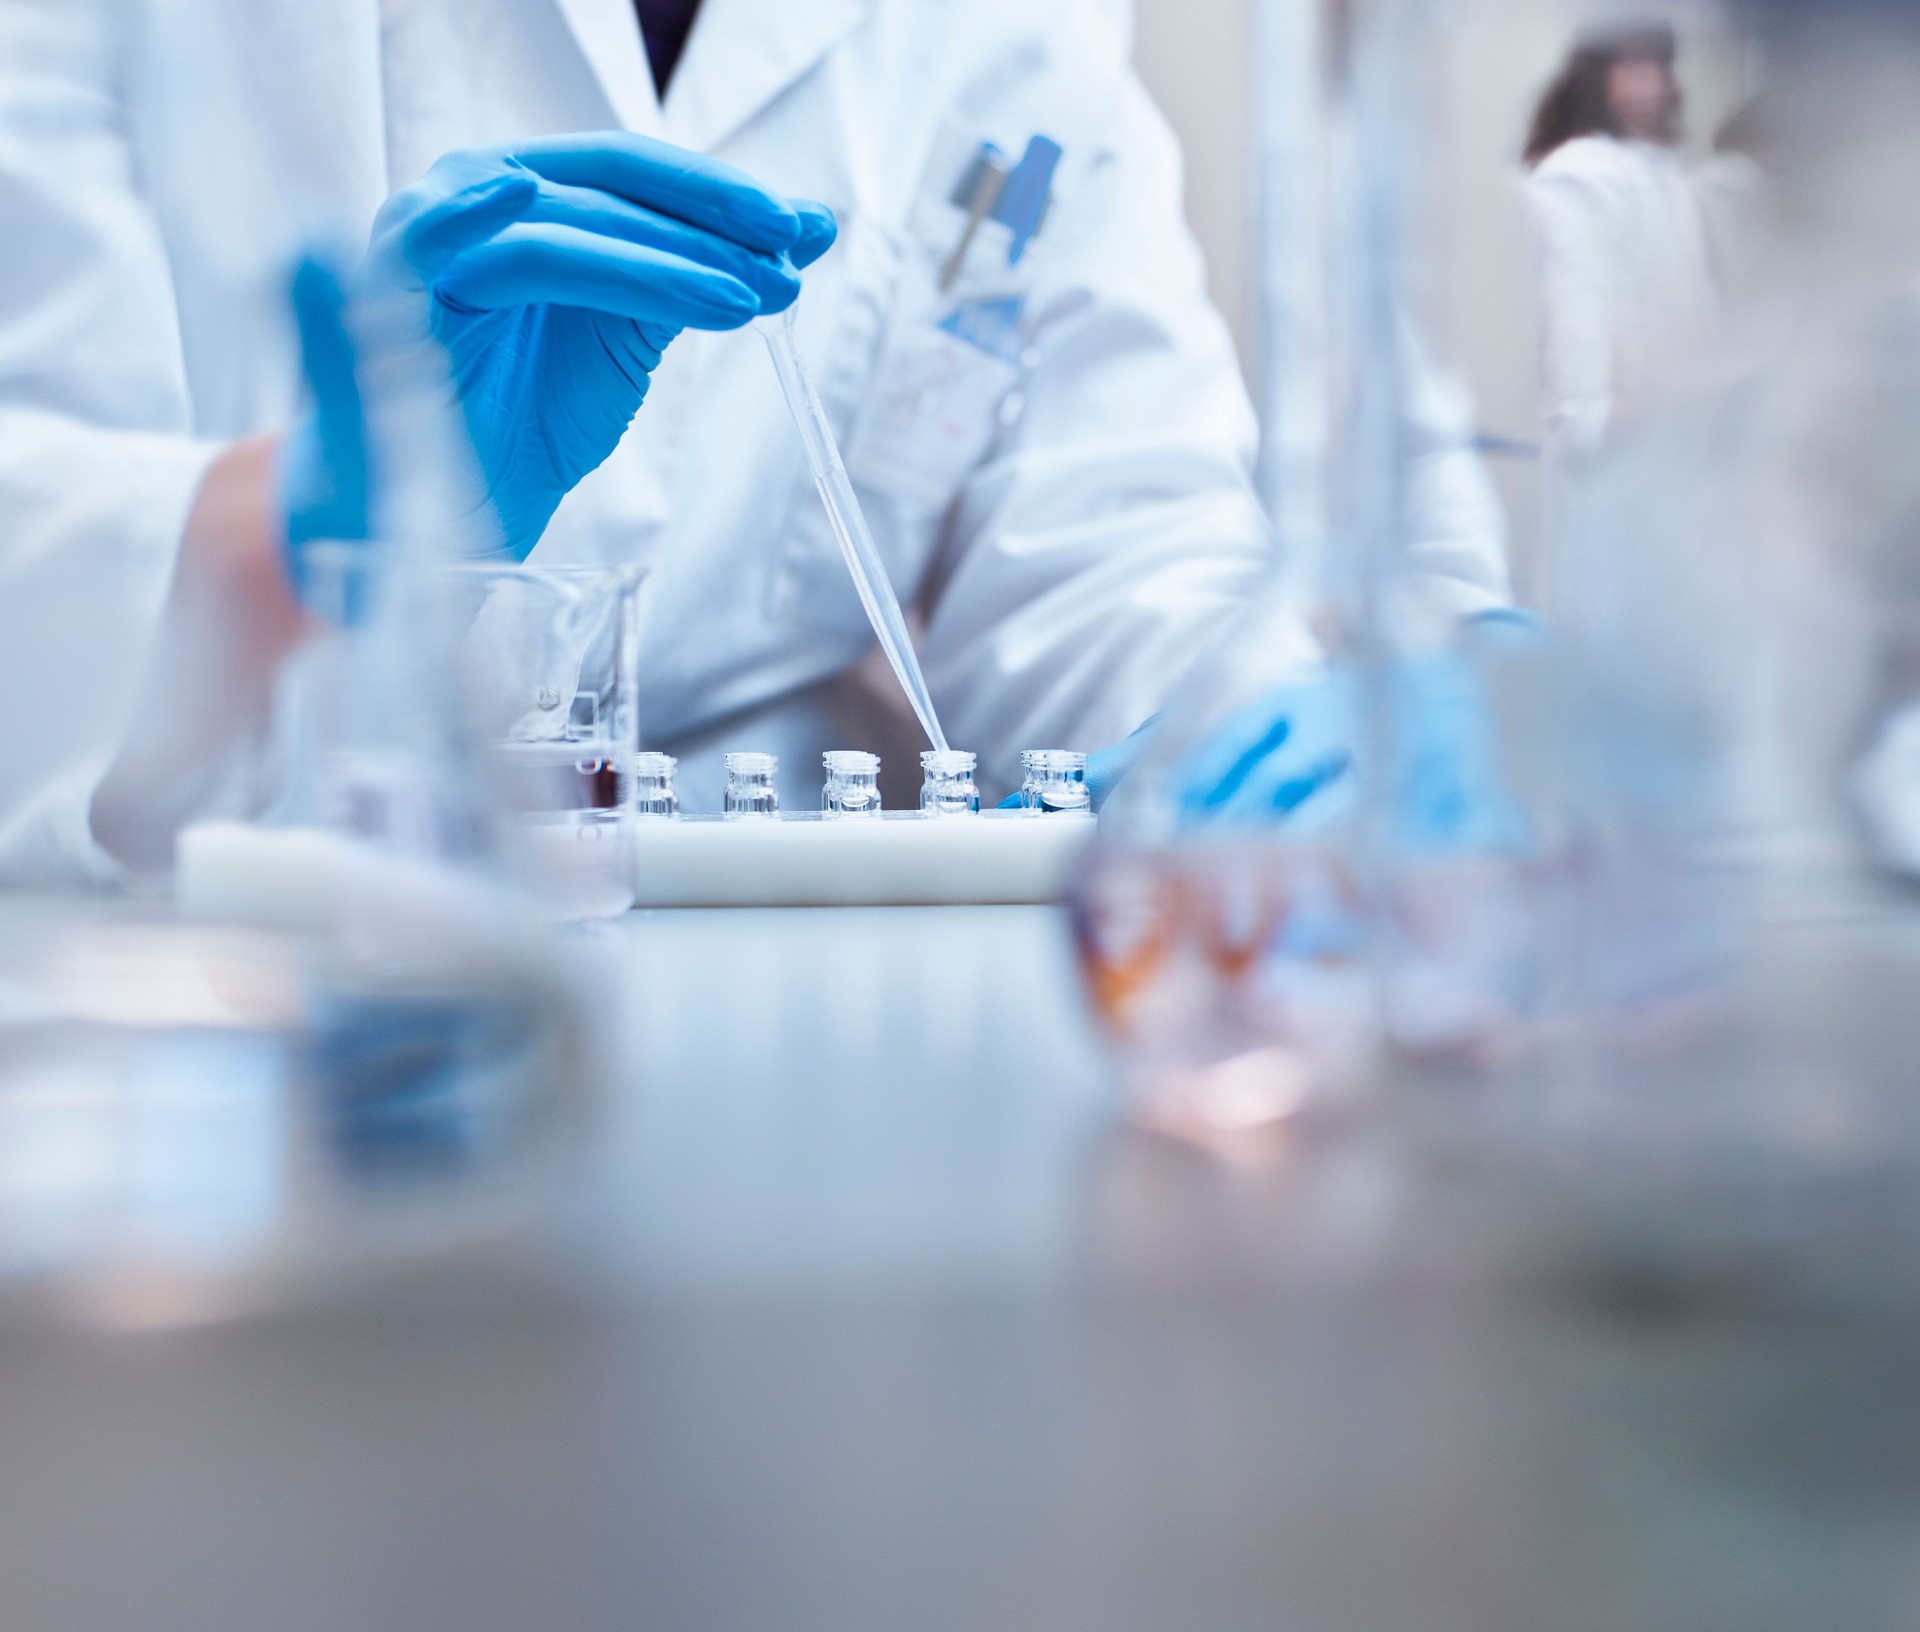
top-left (1170, 681), bottom-right (1358, 827)
top-left (1035, 641), bottom-right (1534, 850)
top-left (288, 133), bottom-right (836, 569)
top-left (1382, 655), bottom-right (1530, 853)
top-left (1174, 658), bottom-right (1528, 851)
top-left (995, 698), bottom-right (1351, 819)
top-left (367, 136), bottom-right (836, 559)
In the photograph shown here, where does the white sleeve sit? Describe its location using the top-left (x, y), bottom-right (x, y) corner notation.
top-left (1397, 327), bottom-right (1513, 637)
top-left (0, 1), bottom-right (223, 886)
top-left (918, 49), bottom-right (1291, 770)
top-left (1525, 158), bottom-right (1619, 454)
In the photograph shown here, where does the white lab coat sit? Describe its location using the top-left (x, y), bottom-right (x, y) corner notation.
top-left (0, 0), bottom-right (1509, 872)
top-left (1525, 135), bottom-right (1720, 456)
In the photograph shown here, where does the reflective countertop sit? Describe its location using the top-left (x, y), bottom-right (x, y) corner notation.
top-left (0, 896), bottom-right (1917, 1632)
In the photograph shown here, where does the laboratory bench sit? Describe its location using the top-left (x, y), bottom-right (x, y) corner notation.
top-left (0, 895), bottom-right (1918, 1632)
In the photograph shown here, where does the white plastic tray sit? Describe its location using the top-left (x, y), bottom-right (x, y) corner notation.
top-left (629, 811), bottom-right (1097, 908)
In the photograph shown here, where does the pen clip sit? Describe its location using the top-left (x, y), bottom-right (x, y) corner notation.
top-left (940, 143), bottom-right (1010, 293)
top-left (991, 136), bottom-right (1062, 266)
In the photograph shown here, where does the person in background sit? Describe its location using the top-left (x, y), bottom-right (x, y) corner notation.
top-left (1522, 19), bottom-right (1720, 457)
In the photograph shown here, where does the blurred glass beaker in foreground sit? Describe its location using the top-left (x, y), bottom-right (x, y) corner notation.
top-left (1079, 0), bottom-right (1920, 1146)
top-left (449, 561), bottom-right (649, 920)
top-left (0, 901), bottom-right (587, 1333)
top-left (278, 552), bottom-right (649, 922)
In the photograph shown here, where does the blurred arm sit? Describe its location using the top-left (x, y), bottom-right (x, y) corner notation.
top-left (90, 438), bottom-right (305, 874)
top-left (0, 1), bottom-right (259, 882)
top-left (1397, 325), bottom-right (1514, 637)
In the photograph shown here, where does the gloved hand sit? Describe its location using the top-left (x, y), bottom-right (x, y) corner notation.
top-left (994, 697), bottom-right (1350, 819)
top-left (1175, 656), bottom-right (1529, 851)
top-left (286, 132), bottom-right (838, 568)
top-left (1030, 635), bottom-right (1534, 851)
top-left (1168, 681), bottom-right (1356, 827)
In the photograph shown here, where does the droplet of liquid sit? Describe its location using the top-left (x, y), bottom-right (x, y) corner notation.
top-left (535, 687), bottom-right (562, 711)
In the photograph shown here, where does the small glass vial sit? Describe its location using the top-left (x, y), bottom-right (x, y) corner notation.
top-left (1019, 749), bottom-right (1091, 814)
top-left (630, 752), bottom-right (680, 818)
top-left (920, 750), bottom-right (980, 816)
top-left (822, 751), bottom-right (883, 817)
top-left (724, 752), bottom-right (780, 819)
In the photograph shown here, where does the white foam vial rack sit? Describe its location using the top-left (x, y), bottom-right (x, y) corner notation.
top-left (629, 810), bottom-right (1096, 908)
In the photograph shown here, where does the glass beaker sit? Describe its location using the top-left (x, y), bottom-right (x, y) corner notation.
top-left (441, 561), bottom-right (650, 919)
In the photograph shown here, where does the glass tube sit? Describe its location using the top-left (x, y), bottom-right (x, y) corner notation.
top-left (724, 753), bottom-right (780, 819)
top-left (630, 752), bottom-right (680, 818)
top-left (920, 750), bottom-right (981, 816)
top-left (822, 751), bottom-right (883, 817)
top-left (756, 308), bottom-right (950, 754)
top-left (1020, 750), bottom-right (1091, 815)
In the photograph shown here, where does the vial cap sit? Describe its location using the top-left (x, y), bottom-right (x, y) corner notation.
top-left (725, 752), bottom-right (779, 775)
top-left (922, 750), bottom-right (978, 774)
top-left (632, 752), bottom-right (678, 775)
top-left (823, 751), bottom-right (881, 774)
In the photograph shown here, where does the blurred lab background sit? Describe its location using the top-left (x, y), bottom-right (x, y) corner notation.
top-left (1132, 0), bottom-right (1752, 603)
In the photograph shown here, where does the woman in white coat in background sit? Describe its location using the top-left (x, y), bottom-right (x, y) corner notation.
top-left (1523, 19), bottom-right (1720, 459)
top-left (0, 0), bottom-right (1511, 881)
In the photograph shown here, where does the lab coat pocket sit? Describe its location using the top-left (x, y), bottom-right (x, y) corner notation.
top-left (841, 297), bottom-right (1028, 510)
top-left (841, 143), bottom-right (1039, 514)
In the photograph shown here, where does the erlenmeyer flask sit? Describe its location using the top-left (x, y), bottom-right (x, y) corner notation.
top-left (1073, 0), bottom-right (1547, 1132)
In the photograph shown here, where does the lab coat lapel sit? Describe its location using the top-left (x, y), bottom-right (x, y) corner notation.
top-left (548, 0), bottom-right (667, 136)
top-left (665, 0), bottom-right (871, 154)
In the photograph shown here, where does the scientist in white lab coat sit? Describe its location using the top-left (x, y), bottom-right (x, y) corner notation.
top-left (0, 0), bottom-right (1510, 879)
top-left (1523, 19), bottom-right (1720, 457)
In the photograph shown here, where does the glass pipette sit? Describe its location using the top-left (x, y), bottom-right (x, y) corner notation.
top-left (756, 306), bottom-right (950, 753)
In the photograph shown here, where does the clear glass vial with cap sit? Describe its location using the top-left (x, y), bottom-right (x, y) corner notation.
top-left (630, 752), bottom-right (680, 818)
top-left (1020, 749), bottom-right (1091, 814)
top-left (920, 750), bottom-right (980, 815)
top-left (822, 751), bottom-right (883, 816)
top-left (724, 752), bottom-right (780, 818)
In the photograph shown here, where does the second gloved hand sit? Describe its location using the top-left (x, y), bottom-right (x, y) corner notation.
top-left (1172, 655), bottom-right (1529, 850)
top-left (994, 697), bottom-right (1350, 820)
top-left (351, 133), bottom-right (836, 561)
top-left (1039, 634), bottom-right (1533, 849)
